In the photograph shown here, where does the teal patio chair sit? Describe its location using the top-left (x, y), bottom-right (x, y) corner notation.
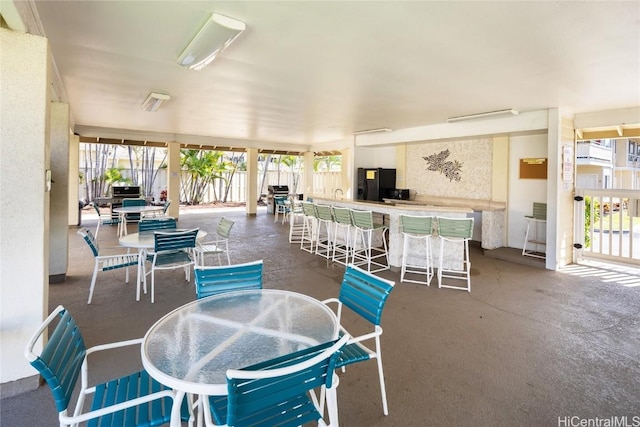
top-left (24, 305), bottom-right (178, 427)
top-left (274, 196), bottom-right (291, 224)
top-left (322, 264), bottom-right (395, 415)
top-left (138, 217), bottom-right (177, 232)
top-left (194, 260), bottom-right (263, 299)
top-left (205, 335), bottom-right (350, 427)
top-left (146, 228), bottom-right (198, 303)
top-left (122, 198), bottom-right (147, 222)
top-left (77, 227), bottom-right (139, 304)
top-left (91, 202), bottom-right (120, 239)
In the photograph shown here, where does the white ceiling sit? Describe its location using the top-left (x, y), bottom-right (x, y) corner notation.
top-left (7, 1), bottom-right (640, 150)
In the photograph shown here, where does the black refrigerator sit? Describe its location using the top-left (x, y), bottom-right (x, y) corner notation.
top-left (357, 168), bottom-right (396, 201)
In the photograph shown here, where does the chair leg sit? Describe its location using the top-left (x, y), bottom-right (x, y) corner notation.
top-left (375, 337), bottom-right (389, 416)
top-left (150, 265), bottom-right (155, 304)
top-left (87, 263), bottom-right (100, 304)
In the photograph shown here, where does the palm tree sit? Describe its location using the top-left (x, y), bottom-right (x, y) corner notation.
top-left (180, 149), bottom-right (226, 204)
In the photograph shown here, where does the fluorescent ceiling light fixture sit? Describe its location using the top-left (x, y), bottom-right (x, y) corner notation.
top-left (447, 109), bottom-right (519, 123)
top-left (353, 128), bottom-right (393, 135)
top-left (177, 13), bottom-right (246, 71)
top-left (141, 92), bottom-right (170, 112)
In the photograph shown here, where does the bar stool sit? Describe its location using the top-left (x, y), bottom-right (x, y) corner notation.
top-left (522, 202), bottom-right (547, 259)
top-left (300, 202), bottom-right (318, 253)
top-left (400, 215), bottom-right (434, 286)
top-left (288, 197), bottom-right (305, 244)
top-left (436, 217), bottom-right (474, 292)
top-left (332, 206), bottom-right (354, 266)
top-left (314, 204), bottom-right (334, 260)
top-left (350, 209), bottom-right (390, 273)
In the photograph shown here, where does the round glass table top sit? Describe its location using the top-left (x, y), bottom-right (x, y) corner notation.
top-left (142, 289), bottom-right (338, 395)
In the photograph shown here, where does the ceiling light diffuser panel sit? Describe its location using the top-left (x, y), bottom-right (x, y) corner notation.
top-left (177, 13), bottom-right (246, 71)
top-left (141, 92), bottom-right (170, 112)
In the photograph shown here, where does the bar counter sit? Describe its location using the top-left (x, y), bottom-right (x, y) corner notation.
top-left (312, 197), bottom-right (479, 271)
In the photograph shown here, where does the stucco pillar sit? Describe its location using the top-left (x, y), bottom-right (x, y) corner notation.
top-left (303, 152), bottom-right (314, 199)
top-left (68, 134), bottom-right (80, 226)
top-left (166, 142), bottom-right (180, 219)
top-left (245, 148), bottom-right (258, 215)
top-left (0, 28), bottom-right (51, 395)
top-left (340, 147), bottom-right (353, 199)
top-left (49, 102), bottom-right (70, 283)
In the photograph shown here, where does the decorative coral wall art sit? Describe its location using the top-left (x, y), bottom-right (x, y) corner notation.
top-left (422, 149), bottom-right (463, 182)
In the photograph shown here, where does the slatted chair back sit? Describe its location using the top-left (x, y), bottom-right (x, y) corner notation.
top-left (163, 200), bottom-right (171, 215)
top-left (122, 198), bottom-right (146, 221)
top-left (437, 217), bottom-right (474, 239)
top-left (25, 306), bottom-right (87, 413)
top-left (531, 202), bottom-right (547, 220)
top-left (350, 209), bottom-right (374, 230)
top-left (339, 264), bottom-right (395, 326)
top-left (333, 206), bottom-right (352, 225)
top-left (274, 196), bottom-right (289, 209)
top-left (224, 335), bottom-right (349, 427)
top-left (138, 217), bottom-right (177, 232)
top-left (78, 227), bottom-right (100, 257)
top-left (301, 201), bottom-right (317, 218)
top-left (315, 204), bottom-right (334, 221)
top-left (194, 260), bottom-right (263, 299)
top-left (153, 228), bottom-right (198, 252)
top-left (217, 217), bottom-right (235, 239)
top-left (400, 215), bottom-right (433, 235)
top-left (122, 198), bottom-right (146, 207)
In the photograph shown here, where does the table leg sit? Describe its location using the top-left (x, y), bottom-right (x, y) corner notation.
top-left (171, 390), bottom-right (186, 427)
top-left (136, 248), bottom-right (147, 301)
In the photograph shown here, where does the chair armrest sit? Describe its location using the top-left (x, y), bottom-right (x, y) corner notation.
top-left (61, 389), bottom-right (176, 425)
top-left (198, 238), bottom-right (228, 245)
top-left (85, 337), bottom-right (144, 356)
top-left (344, 325), bottom-right (382, 345)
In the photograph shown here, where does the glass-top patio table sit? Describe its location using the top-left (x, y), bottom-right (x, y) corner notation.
top-left (141, 289), bottom-right (339, 426)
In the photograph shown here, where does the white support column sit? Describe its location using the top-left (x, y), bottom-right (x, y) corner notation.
top-left (340, 148), bottom-right (353, 199)
top-left (68, 134), bottom-right (80, 226)
top-left (0, 28), bottom-right (51, 394)
top-left (303, 152), bottom-right (314, 199)
top-left (546, 108), bottom-right (575, 270)
top-left (49, 102), bottom-right (70, 282)
top-left (246, 148), bottom-right (258, 215)
top-left (167, 142), bottom-right (180, 219)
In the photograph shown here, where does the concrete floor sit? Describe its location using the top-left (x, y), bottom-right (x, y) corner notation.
top-left (2, 207), bottom-right (640, 426)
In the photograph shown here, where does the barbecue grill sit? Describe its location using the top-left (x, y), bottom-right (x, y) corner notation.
top-left (110, 186), bottom-right (141, 214)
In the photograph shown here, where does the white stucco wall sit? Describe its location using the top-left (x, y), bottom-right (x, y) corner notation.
top-left (508, 133), bottom-right (548, 249)
top-left (0, 28), bottom-right (51, 390)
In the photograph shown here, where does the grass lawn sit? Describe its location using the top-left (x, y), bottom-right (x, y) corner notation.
top-left (593, 211), bottom-right (634, 232)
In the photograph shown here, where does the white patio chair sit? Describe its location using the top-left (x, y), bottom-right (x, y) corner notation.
top-left (195, 217), bottom-right (234, 266)
top-left (77, 227), bottom-right (138, 304)
top-left (90, 202), bottom-right (120, 239)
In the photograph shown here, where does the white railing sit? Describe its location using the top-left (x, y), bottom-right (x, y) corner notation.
top-left (576, 142), bottom-right (613, 163)
top-left (575, 188), bottom-right (640, 265)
